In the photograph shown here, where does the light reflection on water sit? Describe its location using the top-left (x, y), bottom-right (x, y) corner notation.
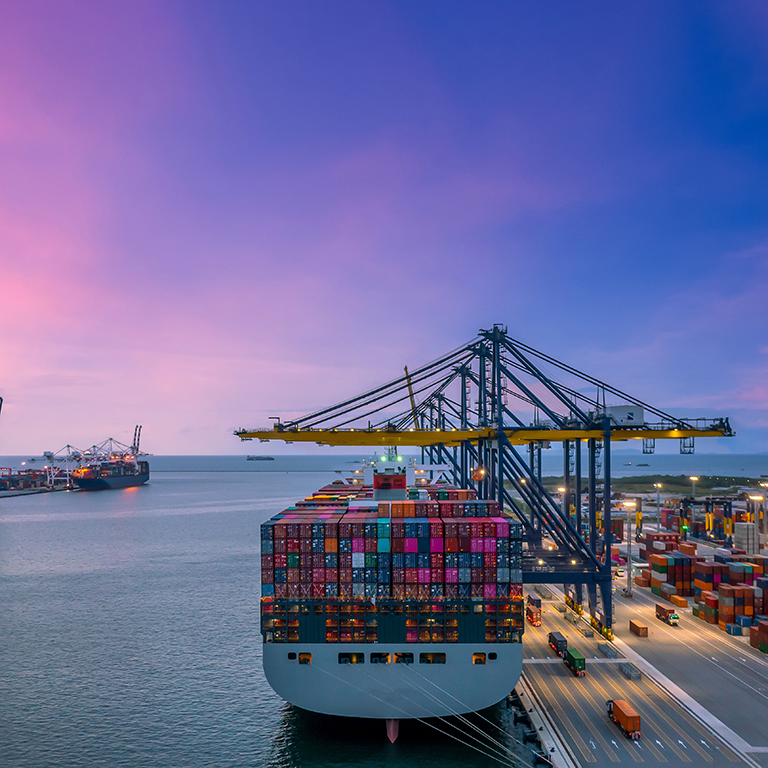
top-left (0, 461), bottom-right (529, 768)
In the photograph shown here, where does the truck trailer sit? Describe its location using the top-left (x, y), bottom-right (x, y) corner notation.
top-left (607, 699), bottom-right (641, 740)
top-left (564, 647), bottom-right (586, 677)
top-left (548, 631), bottom-right (567, 657)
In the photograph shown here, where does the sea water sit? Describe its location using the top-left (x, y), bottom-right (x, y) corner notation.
top-left (0, 456), bottom-right (532, 768)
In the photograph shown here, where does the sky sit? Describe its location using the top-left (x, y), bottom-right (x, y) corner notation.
top-left (1, 0), bottom-right (768, 455)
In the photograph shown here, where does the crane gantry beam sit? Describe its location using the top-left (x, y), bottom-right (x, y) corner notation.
top-left (236, 325), bottom-right (734, 638)
top-left (235, 425), bottom-right (730, 447)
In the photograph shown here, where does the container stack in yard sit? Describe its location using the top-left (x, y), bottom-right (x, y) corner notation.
top-left (692, 574), bottom-right (768, 642)
top-left (649, 552), bottom-right (697, 599)
top-left (638, 532), bottom-right (680, 562)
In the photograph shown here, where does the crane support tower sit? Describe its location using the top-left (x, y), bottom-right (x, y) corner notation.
top-left (236, 326), bottom-right (733, 636)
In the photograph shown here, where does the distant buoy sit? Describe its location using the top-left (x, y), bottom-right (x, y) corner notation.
top-left (386, 719), bottom-right (399, 743)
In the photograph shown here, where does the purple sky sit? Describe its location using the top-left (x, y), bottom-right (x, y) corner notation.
top-left (2, 1), bottom-right (768, 455)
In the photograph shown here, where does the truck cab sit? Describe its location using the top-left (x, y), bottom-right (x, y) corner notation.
top-left (655, 603), bottom-right (680, 626)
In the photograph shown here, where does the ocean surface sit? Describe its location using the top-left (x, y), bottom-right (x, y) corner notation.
top-left (0, 456), bottom-right (536, 768)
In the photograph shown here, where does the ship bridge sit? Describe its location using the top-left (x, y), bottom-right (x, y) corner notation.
top-left (237, 325), bottom-right (733, 636)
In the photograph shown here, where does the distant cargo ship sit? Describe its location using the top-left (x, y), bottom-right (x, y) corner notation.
top-left (247, 455), bottom-right (275, 461)
top-left (73, 458), bottom-right (149, 490)
top-left (72, 426), bottom-right (150, 491)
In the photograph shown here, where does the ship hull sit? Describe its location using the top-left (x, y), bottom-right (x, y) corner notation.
top-left (263, 643), bottom-right (522, 718)
top-left (74, 474), bottom-right (149, 491)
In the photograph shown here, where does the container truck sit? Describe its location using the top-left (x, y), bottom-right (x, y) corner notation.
top-left (655, 603), bottom-right (679, 626)
top-left (526, 604), bottom-right (542, 627)
top-left (564, 647), bottom-right (586, 677)
top-left (548, 631), bottom-right (567, 656)
top-left (607, 699), bottom-right (641, 740)
top-left (527, 593), bottom-right (542, 609)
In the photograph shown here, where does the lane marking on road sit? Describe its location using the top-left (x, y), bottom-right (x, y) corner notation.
top-left (522, 669), bottom-right (597, 763)
top-left (678, 740), bottom-right (688, 749)
top-left (548, 669), bottom-right (623, 762)
top-left (656, 740), bottom-right (665, 749)
top-left (587, 665), bottom-right (668, 763)
top-left (548, 583), bottom-right (760, 766)
top-left (701, 740), bottom-right (711, 749)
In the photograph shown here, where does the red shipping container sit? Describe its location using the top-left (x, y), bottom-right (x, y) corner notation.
top-left (392, 538), bottom-right (405, 553)
top-left (365, 538), bottom-right (377, 553)
top-left (445, 568), bottom-right (458, 583)
top-left (261, 569), bottom-right (274, 584)
top-left (484, 553), bottom-right (497, 568)
top-left (445, 537), bottom-right (459, 552)
top-left (311, 583), bottom-right (325, 598)
top-left (274, 553), bottom-right (287, 568)
top-left (431, 568), bottom-right (443, 582)
top-left (326, 568), bottom-right (338, 582)
top-left (406, 568), bottom-right (418, 583)
top-left (458, 538), bottom-right (472, 553)
top-left (471, 567), bottom-right (483, 582)
top-left (287, 539), bottom-right (300, 553)
top-left (340, 568), bottom-right (352, 582)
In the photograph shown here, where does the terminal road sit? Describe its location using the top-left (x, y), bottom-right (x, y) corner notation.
top-left (521, 594), bottom-right (761, 766)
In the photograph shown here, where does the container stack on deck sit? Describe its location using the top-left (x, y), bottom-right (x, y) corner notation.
top-left (260, 481), bottom-right (525, 644)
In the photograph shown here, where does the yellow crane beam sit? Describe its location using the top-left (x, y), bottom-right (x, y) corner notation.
top-left (235, 426), bottom-right (729, 448)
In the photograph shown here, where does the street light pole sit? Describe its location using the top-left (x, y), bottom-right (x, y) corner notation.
top-left (623, 500), bottom-right (636, 597)
top-left (689, 476), bottom-right (699, 534)
top-left (654, 483), bottom-right (662, 532)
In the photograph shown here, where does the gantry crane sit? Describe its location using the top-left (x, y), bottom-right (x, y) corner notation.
top-left (236, 325), bottom-right (733, 636)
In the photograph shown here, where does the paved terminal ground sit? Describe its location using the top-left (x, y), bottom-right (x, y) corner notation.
top-left (520, 583), bottom-right (768, 767)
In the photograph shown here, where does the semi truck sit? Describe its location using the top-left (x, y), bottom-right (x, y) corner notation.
top-left (564, 647), bottom-right (586, 677)
top-left (527, 593), bottom-right (542, 609)
top-left (548, 631), bottom-right (567, 656)
top-left (607, 699), bottom-right (641, 740)
top-left (526, 604), bottom-right (542, 627)
top-left (655, 603), bottom-right (680, 626)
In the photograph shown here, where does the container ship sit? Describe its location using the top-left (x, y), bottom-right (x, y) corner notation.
top-left (72, 457), bottom-right (149, 490)
top-left (71, 426), bottom-right (149, 491)
top-left (259, 456), bottom-right (524, 739)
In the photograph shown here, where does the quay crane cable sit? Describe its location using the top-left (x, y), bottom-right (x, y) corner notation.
top-left (504, 333), bottom-right (699, 427)
top-left (357, 667), bottom-right (527, 768)
top-left (377, 369), bottom-right (466, 432)
top-left (401, 665), bottom-right (554, 767)
top-left (297, 350), bottom-right (475, 433)
top-left (328, 365), bottom-right (466, 433)
top-left (282, 341), bottom-right (478, 430)
top-left (312, 665), bottom-right (521, 767)
top-left (405, 664), bottom-right (554, 765)
top-left (356, 665), bottom-right (536, 768)
top-left (370, 668), bottom-right (537, 768)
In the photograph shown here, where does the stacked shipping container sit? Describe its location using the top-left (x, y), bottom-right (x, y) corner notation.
top-left (260, 483), bottom-right (525, 644)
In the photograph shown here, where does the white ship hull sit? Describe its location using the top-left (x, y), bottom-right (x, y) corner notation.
top-left (263, 643), bottom-right (523, 718)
